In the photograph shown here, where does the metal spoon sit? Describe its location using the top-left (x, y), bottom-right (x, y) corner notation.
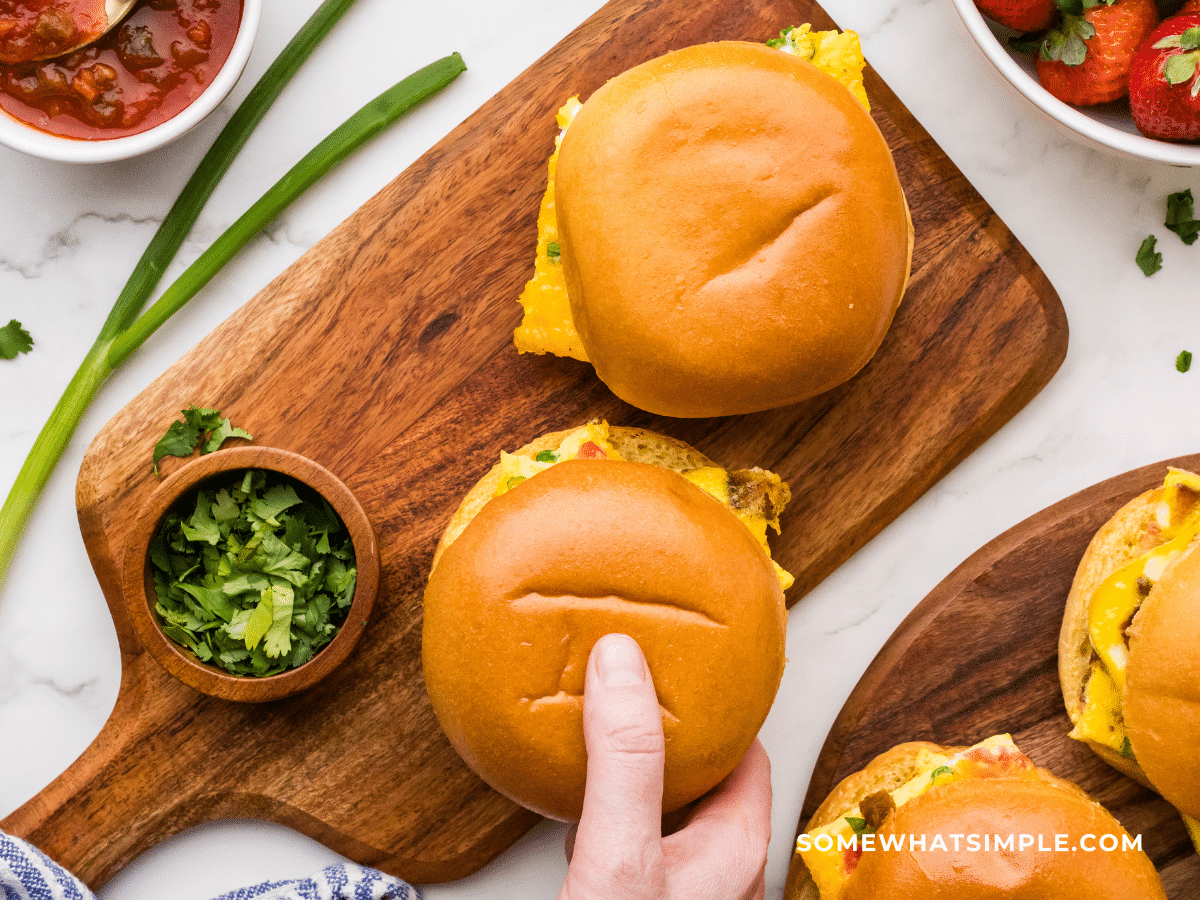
top-left (0, 0), bottom-right (138, 66)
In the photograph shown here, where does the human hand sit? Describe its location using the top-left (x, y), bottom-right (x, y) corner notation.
top-left (558, 633), bottom-right (772, 900)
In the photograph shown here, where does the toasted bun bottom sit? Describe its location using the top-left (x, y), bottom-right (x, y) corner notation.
top-left (1059, 478), bottom-right (1200, 816)
top-left (422, 459), bottom-right (786, 820)
top-left (843, 777), bottom-right (1165, 899)
top-left (1125, 540), bottom-right (1200, 820)
top-left (1058, 485), bottom-right (1165, 785)
top-left (556, 41), bottom-right (912, 418)
top-left (432, 425), bottom-right (715, 570)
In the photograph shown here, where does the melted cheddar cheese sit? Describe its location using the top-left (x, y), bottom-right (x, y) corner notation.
top-left (494, 422), bottom-right (793, 592)
top-left (1071, 469), bottom-right (1200, 758)
top-left (798, 735), bottom-right (1038, 898)
top-left (513, 28), bottom-right (870, 359)
top-left (513, 98), bottom-right (586, 360)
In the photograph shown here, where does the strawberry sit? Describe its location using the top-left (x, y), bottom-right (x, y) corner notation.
top-left (975, 0), bottom-right (1058, 33)
top-left (1037, 0), bottom-right (1160, 104)
top-left (1129, 14), bottom-right (1200, 139)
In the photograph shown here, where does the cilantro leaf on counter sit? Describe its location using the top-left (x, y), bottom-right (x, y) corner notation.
top-left (1165, 189), bottom-right (1199, 246)
top-left (150, 469), bottom-right (357, 677)
top-left (0, 320), bottom-right (33, 359)
top-left (1178, 350), bottom-right (1193, 373)
top-left (1136, 235), bottom-right (1162, 276)
top-left (153, 405), bottom-right (252, 475)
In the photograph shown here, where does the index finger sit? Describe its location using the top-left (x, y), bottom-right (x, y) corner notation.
top-left (569, 635), bottom-right (666, 887)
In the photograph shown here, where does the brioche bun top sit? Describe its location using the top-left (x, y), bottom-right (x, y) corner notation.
top-left (1125, 541), bottom-right (1200, 820)
top-left (555, 41), bottom-right (912, 418)
top-left (787, 740), bottom-right (1167, 900)
top-left (422, 458), bottom-right (786, 820)
top-left (843, 777), bottom-right (1166, 899)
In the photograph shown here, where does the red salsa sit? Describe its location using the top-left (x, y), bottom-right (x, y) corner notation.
top-left (0, 1), bottom-right (108, 65)
top-left (0, 0), bottom-right (242, 140)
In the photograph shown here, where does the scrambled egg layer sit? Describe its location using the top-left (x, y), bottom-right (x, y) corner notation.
top-left (513, 98), bottom-right (587, 360)
top-left (769, 24), bottom-right (870, 111)
top-left (495, 422), bottom-right (794, 592)
top-left (798, 735), bottom-right (1038, 898)
top-left (512, 27), bottom-right (869, 359)
top-left (1071, 468), bottom-right (1200, 759)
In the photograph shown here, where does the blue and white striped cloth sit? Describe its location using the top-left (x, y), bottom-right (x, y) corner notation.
top-left (0, 830), bottom-right (420, 900)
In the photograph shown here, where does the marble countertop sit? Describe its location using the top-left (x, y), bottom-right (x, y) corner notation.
top-left (1, 1), bottom-right (1196, 898)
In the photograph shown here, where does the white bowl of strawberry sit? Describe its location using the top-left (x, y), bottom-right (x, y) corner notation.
top-left (953, 0), bottom-right (1200, 164)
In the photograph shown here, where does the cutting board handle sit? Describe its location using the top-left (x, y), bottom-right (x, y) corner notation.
top-left (1, 693), bottom-right (210, 889)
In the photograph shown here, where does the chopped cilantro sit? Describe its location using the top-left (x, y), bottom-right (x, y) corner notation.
top-left (766, 29), bottom-right (791, 48)
top-left (153, 405), bottom-right (252, 476)
top-left (1166, 189), bottom-right (1199, 245)
top-left (845, 816), bottom-right (873, 835)
top-left (149, 469), bottom-right (356, 678)
top-left (535, 450), bottom-right (558, 463)
top-left (1178, 350), bottom-right (1193, 373)
top-left (1136, 235), bottom-right (1162, 276)
top-left (506, 475), bottom-right (526, 490)
top-left (929, 764), bottom-right (955, 784)
top-left (0, 319), bottom-right (33, 359)
top-left (546, 241), bottom-right (561, 261)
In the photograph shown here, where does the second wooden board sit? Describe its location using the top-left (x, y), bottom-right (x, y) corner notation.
top-left (787, 455), bottom-right (1200, 899)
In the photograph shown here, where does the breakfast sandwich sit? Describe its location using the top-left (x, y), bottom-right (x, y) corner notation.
top-left (512, 26), bottom-right (912, 418)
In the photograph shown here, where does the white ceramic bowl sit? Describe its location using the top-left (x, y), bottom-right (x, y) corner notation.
top-left (0, 0), bottom-right (261, 164)
top-left (951, 0), bottom-right (1200, 166)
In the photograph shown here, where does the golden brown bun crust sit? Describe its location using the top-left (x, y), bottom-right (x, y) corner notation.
top-left (787, 741), bottom-right (1138, 900)
top-left (1125, 541), bottom-right (1200, 819)
top-left (556, 41), bottom-right (913, 418)
top-left (843, 776), bottom-right (1166, 899)
top-left (422, 459), bottom-right (786, 820)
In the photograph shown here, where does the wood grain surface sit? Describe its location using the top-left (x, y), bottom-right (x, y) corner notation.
top-left (1, 0), bottom-right (1068, 889)
top-left (786, 455), bottom-right (1200, 899)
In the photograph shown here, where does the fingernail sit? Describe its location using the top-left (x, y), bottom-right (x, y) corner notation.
top-left (595, 634), bottom-right (646, 687)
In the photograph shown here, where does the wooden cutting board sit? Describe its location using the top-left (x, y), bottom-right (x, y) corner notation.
top-left (1, 0), bottom-right (1068, 889)
top-left (786, 455), bottom-right (1200, 899)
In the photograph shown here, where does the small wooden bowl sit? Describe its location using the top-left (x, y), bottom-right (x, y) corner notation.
top-left (123, 446), bottom-right (379, 703)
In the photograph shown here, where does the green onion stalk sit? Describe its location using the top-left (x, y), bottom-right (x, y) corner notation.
top-left (0, 14), bottom-right (465, 585)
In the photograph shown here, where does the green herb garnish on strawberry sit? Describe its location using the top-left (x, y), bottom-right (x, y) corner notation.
top-left (1130, 16), bottom-right (1200, 140)
top-left (1037, 0), bottom-right (1160, 105)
